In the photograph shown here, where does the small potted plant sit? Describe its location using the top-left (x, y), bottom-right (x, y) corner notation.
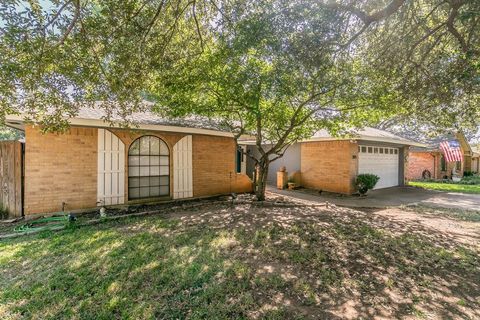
top-left (356, 174), bottom-right (380, 196)
top-left (287, 177), bottom-right (296, 190)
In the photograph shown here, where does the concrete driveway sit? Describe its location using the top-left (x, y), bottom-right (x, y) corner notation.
top-left (268, 186), bottom-right (480, 211)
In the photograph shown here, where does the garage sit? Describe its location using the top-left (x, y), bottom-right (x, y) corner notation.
top-left (358, 145), bottom-right (399, 189)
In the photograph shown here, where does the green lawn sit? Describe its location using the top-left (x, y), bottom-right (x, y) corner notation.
top-left (409, 181), bottom-right (480, 194)
top-left (0, 203), bottom-right (479, 319)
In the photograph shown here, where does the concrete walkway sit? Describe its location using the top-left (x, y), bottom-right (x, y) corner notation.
top-left (268, 186), bottom-right (480, 211)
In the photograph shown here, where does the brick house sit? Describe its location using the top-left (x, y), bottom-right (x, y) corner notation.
top-left (243, 127), bottom-right (424, 194)
top-left (2, 108), bottom-right (252, 218)
top-left (406, 132), bottom-right (480, 180)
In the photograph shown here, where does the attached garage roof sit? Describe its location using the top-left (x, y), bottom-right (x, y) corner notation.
top-left (308, 127), bottom-right (425, 147)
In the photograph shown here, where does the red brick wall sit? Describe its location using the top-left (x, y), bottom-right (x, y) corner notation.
top-left (406, 152), bottom-right (435, 180)
top-left (24, 126), bottom-right (252, 215)
top-left (301, 140), bottom-right (357, 194)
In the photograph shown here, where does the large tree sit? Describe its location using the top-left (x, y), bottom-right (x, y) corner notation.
top-left (150, 1), bottom-right (360, 199)
top-left (1, 0), bottom-right (479, 199)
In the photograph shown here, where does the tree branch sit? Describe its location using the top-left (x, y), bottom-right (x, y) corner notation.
top-left (55, 0), bottom-right (80, 47)
top-left (142, 0), bottom-right (167, 43)
top-left (323, 0), bottom-right (406, 24)
top-left (446, 3), bottom-right (469, 53)
top-left (192, 0), bottom-right (204, 51)
top-left (43, 0), bottom-right (73, 31)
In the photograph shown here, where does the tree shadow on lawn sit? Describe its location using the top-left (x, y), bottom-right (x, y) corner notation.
top-left (0, 203), bottom-right (479, 319)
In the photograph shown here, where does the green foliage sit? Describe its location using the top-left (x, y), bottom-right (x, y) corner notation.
top-left (463, 171), bottom-right (475, 177)
top-left (0, 0), bottom-right (478, 133)
top-left (0, 126), bottom-right (23, 140)
top-left (151, 1), bottom-right (348, 141)
top-left (356, 173), bottom-right (380, 195)
top-left (0, 0), bottom-right (208, 130)
top-left (346, 0), bottom-right (480, 132)
top-left (459, 175), bottom-right (480, 185)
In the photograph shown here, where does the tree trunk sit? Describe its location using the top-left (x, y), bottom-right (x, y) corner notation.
top-left (255, 161), bottom-right (269, 201)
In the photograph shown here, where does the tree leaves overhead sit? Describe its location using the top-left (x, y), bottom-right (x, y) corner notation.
top-left (0, 0), bottom-right (207, 130)
top-left (329, 0), bottom-right (480, 132)
top-left (0, 0), bottom-right (478, 134)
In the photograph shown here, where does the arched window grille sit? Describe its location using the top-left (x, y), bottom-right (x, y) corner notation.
top-left (128, 136), bottom-right (169, 199)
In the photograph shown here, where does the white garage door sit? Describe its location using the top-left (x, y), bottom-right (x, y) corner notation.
top-left (358, 145), bottom-right (399, 189)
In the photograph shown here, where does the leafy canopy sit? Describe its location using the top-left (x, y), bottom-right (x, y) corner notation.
top-left (0, 0), bottom-right (478, 134)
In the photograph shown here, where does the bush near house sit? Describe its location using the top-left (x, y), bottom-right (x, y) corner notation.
top-left (355, 174), bottom-right (380, 195)
top-left (459, 175), bottom-right (480, 185)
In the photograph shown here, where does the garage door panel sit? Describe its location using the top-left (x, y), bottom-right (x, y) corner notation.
top-left (358, 145), bottom-right (399, 189)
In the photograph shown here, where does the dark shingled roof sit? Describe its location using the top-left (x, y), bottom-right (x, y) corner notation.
top-left (76, 106), bottom-right (230, 132)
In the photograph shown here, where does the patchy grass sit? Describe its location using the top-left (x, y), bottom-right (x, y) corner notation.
top-left (409, 181), bottom-right (480, 194)
top-left (1, 203), bottom-right (479, 319)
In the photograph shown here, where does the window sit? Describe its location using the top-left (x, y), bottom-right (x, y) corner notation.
top-left (236, 147), bottom-right (243, 173)
top-left (374, 147), bottom-right (378, 154)
top-left (128, 136), bottom-right (169, 199)
top-left (440, 155), bottom-right (446, 171)
top-left (394, 149), bottom-right (398, 154)
top-left (379, 148), bottom-right (384, 154)
top-left (368, 147), bottom-right (373, 153)
top-left (361, 146), bottom-right (367, 153)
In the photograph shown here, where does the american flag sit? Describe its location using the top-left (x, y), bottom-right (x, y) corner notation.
top-left (440, 140), bottom-right (463, 162)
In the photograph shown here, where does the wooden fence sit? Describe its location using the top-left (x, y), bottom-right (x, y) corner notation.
top-left (0, 141), bottom-right (23, 218)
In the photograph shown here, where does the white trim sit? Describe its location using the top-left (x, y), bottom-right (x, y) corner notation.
top-left (5, 114), bottom-right (233, 137)
top-left (304, 136), bottom-right (426, 147)
top-left (239, 136), bottom-right (425, 147)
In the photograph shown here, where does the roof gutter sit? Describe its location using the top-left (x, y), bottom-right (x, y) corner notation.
top-left (304, 136), bottom-right (427, 147)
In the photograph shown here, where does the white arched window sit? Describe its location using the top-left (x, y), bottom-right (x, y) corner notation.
top-left (128, 136), bottom-right (169, 199)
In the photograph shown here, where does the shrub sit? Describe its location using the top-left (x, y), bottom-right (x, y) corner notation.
top-left (356, 174), bottom-right (380, 195)
top-left (459, 175), bottom-right (480, 185)
top-left (463, 171), bottom-right (474, 177)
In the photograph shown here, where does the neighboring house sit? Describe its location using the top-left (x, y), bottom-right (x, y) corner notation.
top-left (406, 132), bottom-right (480, 180)
top-left (473, 146), bottom-right (480, 173)
top-left (242, 127), bottom-right (424, 195)
top-left (1, 107), bottom-right (252, 218)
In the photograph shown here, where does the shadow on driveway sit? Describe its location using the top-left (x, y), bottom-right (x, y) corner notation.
top-left (268, 186), bottom-right (480, 210)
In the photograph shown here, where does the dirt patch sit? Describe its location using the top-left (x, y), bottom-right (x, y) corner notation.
top-left (366, 207), bottom-right (480, 248)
